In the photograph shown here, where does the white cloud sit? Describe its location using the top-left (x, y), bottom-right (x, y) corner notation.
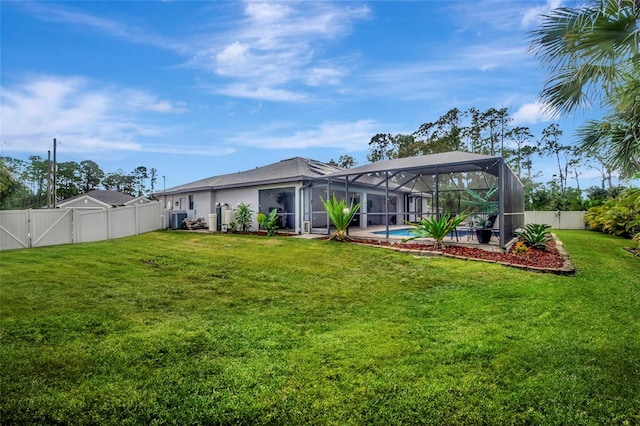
top-left (191, 1), bottom-right (370, 101)
top-left (511, 101), bottom-right (557, 125)
top-left (20, 2), bottom-right (189, 53)
top-left (18, 1), bottom-right (370, 103)
top-left (245, 2), bottom-right (292, 23)
top-left (305, 66), bottom-right (345, 87)
top-left (140, 144), bottom-right (236, 156)
top-left (213, 83), bottom-right (308, 102)
top-left (0, 75), bottom-right (188, 155)
top-left (460, 45), bottom-right (528, 70)
top-left (521, 0), bottom-right (563, 27)
top-left (215, 42), bottom-right (253, 76)
top-left (228, 119), bottom-right (380, 151)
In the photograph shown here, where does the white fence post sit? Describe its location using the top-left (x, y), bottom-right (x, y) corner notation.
top-left (135, 203), bottom-right (140, 235)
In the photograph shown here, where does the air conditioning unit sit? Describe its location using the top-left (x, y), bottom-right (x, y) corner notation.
top-left (303, 221), bottom-right (310, 233)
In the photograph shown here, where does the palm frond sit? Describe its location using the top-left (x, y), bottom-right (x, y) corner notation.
top-left (529, 0), bottom-right (640, 115)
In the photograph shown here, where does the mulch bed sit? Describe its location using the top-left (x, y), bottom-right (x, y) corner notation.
top-left (351, 237), bottom-right (573, 274)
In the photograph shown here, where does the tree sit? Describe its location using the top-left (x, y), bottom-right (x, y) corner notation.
top-left (80, 160), bottom-right (104, 192)
top-left (149, 167), bottom-right (158, 193)
top-left (529, 0), bottom-right (640, 177)
top-left (103, 169), bottom-right (127, 193)
top-left (506, 126), bottom-right (535, 177)
top-left (24, 156), bottom-right (49, 207)
top-left (328, 155), bottom-right (358, 169)
top-left (577, 104), bottom-right (640, 179)
top-left (583, 145), bottom-right (617, 189)
top-left (366, 133), bottom-right (423, 162)
top-left (367, 133), bottom-right (397, 162)
top-left (481, 107), bottom-right (510, 156)
top-left (519, 145), bottom-right (539, 182)
top-left (413, 108), bottom-right (465, 155)
top-left (56, 161), bottom-right (82, 200)
top-left (0, 160), bottom-right (23, 210)
top-left (131, 166), bottom-right (148, 196)
top-left (539, 123), bottom-right (570, 197)
top-left (464, 107), bottom-right (484, 153)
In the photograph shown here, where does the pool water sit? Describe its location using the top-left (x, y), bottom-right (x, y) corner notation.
top-left (373, 228), bottom-right (475, 238)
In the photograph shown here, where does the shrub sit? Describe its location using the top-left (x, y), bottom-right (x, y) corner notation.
top-left (257, 209), bottom-right (279, 236)
top-left (517, 223), bottom-right (552, 250)
top-left (404, 213), bottom-right (469, 249)
top-left (511, 240), bottom-right (530, 257)
top-left (320, 194), bottom-right (361, 241)
top-left (584, 188), bottom-right (639, 238)
top-left (234, 203), bottom-right (254, 233)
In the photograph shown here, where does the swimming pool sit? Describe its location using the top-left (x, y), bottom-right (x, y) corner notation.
top-left (373, 228), bottom-right (475, 238)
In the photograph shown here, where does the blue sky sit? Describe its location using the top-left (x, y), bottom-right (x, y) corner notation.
top-left (1, 0), bottom-right (619, 190)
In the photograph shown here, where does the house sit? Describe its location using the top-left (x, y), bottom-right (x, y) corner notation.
top-left (154, 152), bottom-right (524, 247)
top-left (155, 157), bottom-right (347, 232)
top-left (57, 190), bottom-right (151, 210)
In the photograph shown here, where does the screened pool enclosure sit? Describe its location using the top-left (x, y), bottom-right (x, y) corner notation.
top-left (311, 151), bottom-right (524, 248)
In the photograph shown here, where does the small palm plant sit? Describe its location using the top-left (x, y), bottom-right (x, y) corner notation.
top-left (257, 209), bottom-right (279, 236)
top-left (404, 212), bottom-right (469, 249)
top-left (320, 194), bottom-right (361, 241)
top-left (517, 223), bottom-right (553, 250)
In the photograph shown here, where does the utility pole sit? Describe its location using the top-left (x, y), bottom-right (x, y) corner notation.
top-left (52, 138), bottom-right (57, 208)
top-left (47, 150), bottom-right (52, 208)
top-left (163, 175), bottom-right (166, 191)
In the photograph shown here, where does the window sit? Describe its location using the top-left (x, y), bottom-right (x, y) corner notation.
top-left (188, 195), bottom-right (194, 210)
top-left (259, 187), bottom-right (295, 230)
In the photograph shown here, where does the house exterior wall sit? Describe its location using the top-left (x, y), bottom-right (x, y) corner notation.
top-left (214, 183), bottom-right (304, 232)
top-left (161, 190), bottom-right (210, 218)
top-left (161, 182), bottom-right (306, 233)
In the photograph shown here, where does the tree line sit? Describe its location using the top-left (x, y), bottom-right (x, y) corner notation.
top-left (0, 156), bottom-right (158, 210)
top-left (329, 106), bottom-right (625, 211)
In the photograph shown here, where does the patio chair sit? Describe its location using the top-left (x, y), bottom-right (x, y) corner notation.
top-left (489, 214), bottom-right (500, 240)
top-left (448, 213), bottom-right (460, 242)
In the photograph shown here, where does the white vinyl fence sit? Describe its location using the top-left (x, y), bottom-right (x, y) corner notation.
top-left (0, 202), bottom-right (164, 251)
top-left (524, 211), bottom-right (587, 230)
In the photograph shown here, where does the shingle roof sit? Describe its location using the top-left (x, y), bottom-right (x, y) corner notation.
top-left (159, 157), bottom-right (344, 194)
top-left (59, 190), bottom-right (136, 206)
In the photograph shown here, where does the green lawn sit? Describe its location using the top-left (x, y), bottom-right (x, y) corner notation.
top-left (1, 230), bottom-right (638, 425)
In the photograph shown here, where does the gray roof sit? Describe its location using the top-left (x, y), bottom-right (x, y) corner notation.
top-left (59, 190), bottom-right (137, 206)
top-left (159, 157), bottom-right (344, 195)
top-left (325, 151), bottom-right (502, 178)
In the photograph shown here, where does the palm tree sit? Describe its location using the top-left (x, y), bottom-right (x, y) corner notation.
top-left (529, 0), bottom-right (640, 177)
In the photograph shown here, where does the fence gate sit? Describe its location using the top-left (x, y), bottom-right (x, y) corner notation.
top-left (0, 209), bottom-right (73, 250)
top-left (0, 210), bottom-right (30, 250)
top-left (30, 209), bottom-right (74, 248)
